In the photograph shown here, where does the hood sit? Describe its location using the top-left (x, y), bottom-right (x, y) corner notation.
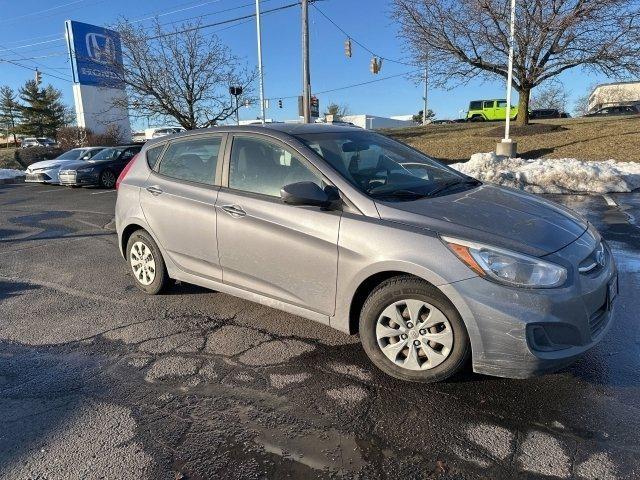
top-left (27, 159), bottom-right (76, 171)
top-left (375, 183), bottom-right (588, 257)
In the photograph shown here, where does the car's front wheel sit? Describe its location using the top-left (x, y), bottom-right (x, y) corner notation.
top-left (126, 229), bottom-right (170, 294)
top-left (359, 276), bottom-right (470, 383)
top-left (99, 169), bottom-right (116, 188)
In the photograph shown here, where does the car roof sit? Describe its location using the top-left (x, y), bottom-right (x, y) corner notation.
top-left (142, 123), bottom-right (361, 148)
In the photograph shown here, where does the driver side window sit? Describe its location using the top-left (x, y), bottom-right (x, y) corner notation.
top-left (228, 136), bottom-right (324, 197)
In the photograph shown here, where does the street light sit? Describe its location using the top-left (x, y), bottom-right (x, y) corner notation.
top-left (497, 0), bottom-right (517, 158)
top-left (229, 85), bottom-right (243, 125)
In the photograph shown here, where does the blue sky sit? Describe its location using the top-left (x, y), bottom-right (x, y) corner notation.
top-left (0, 0), bottom-right (611, 129)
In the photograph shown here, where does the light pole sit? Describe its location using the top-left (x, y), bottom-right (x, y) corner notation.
top-left (496, 0), bottom-right (517, 157)
top-left (422, 62), bottom-right (428, 125)
top-left (255, 0), bottom-right (266, 125)
top-left (301, 0), bottom-right (311, 123)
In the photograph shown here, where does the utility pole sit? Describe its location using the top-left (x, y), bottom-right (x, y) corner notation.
top-left (422, 62), bottom-right (428, 125)
top-left (255, 0), bottom-right (266, 124)
top-left (301, 0), bottom-right (311, 123)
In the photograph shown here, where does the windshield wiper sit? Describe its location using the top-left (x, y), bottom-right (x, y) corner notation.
top-left (369, 189), bottom-right (427, 200)
top-left (426, 178), bottom-right (481, 197)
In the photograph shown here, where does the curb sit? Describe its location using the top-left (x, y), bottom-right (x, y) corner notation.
top-left (0, 176), bottom-right (26, 185)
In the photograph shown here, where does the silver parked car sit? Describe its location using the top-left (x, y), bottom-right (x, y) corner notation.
top-left (115, 124), bottom-right (617, 382)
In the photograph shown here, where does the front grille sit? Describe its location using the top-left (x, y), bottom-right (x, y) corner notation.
top-left (588, 298), bottom-right (608, 337)
top-left (59, 171), bottom-right (77, 183)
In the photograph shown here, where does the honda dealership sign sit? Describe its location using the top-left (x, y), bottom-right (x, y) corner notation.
top-left (65, 20), bottom-right (130, 136)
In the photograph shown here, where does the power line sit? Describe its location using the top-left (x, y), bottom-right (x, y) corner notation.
top-left (267, 69), bottom-right (422, 101)
top-left (0, 58), bottom-right (74, 83)
top-left (0, 0), bottom-right (87, 25)
top-left (147, 1), bottom-right (301, 40)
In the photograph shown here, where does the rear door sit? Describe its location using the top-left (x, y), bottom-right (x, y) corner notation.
top-left (215, 133), bottom-right (341, 315)
top-left (140, 134), bottom-right (226, 280)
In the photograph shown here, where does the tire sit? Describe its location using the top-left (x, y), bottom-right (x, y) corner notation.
top-left (99, 169), bottom-right (117, 188)
top-left (359, 276), bottom-right (470, 383)
top-left (126, 229), bottom-right (170, 295)
top-left (470, 115), bottom-right (485, 122)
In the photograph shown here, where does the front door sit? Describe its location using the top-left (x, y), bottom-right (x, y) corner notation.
top-left (140, 134), bottom-right (225, 280)
top-left (216, 134), bottom-right (341, 316)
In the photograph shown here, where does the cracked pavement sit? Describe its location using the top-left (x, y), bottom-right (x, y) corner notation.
top-left (1, 183), bottom-right (640, 479)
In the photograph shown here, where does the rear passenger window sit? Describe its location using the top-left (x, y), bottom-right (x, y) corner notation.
top-left (157, 136), bottom-right (221, 185)
top-left (146, 144), bottom-right (165, 169)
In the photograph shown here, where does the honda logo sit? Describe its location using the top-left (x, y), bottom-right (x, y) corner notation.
top-left (85, 33), bottom-right (115, 65)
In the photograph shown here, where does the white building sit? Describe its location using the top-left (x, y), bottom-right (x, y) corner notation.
top-left (338, 114), bottom-right (415, 130)
top-left (589, 81), bottom-right (640, 112)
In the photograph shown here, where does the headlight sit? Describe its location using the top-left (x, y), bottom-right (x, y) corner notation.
top-left (76, 166), bottom-right (95, 173)
top-left (442, 236), bottom-right (567, 288)
top-left (43, 164), bottom-right (61, 170)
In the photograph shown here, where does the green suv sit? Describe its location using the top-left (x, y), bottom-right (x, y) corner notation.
top-left (467, 99), bottom-right (518, 122)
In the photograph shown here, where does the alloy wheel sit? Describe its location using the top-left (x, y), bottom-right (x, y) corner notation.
top-left (376, 299), bottom-right (453, 371)
top-left (102, 170), bottom-right (116, 188)
top-left (130, 241), bottom-right (156, 285)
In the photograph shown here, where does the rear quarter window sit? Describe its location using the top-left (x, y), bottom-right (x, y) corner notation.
top-left (146, 144), bottom-right (165, 170)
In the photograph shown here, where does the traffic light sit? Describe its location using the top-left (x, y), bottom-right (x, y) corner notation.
top-left (278, 99), bottom-right (283, 108)
top-left (370, 57), bottom-right (382, 74)
top-left (34, 69), bottom-right (42, 85)
top-left (344, 38), bottom-right (352, 58)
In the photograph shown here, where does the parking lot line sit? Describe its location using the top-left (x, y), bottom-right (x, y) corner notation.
top-left (90, 190), bottom-right (116, 195)
top-left (602, 194), bottom-right (618, 207)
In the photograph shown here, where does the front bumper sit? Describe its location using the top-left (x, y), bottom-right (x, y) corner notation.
top-left (59, 170), bottom-right (99, 186)
top-left (25, 171), bottom-right (58, 183)
top-left (440, 237), bottom-right (617, 379)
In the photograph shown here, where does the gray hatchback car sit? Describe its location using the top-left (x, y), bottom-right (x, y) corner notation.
top-left (115, 124), bottom-right (617, 382)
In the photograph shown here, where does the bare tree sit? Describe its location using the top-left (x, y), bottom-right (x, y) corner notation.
top-left (323, 102), bottom-right (350, 120)
top-left (113, 19), bottom-right (256, 129)
top-left (392, 0), bottom-right (640, 125)
top-left (530, 82), bottom-right (569, 111)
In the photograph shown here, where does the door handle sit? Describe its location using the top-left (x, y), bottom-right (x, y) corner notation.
top-left (221, 204), bottom-right (246, 218)
top-left (146, 185), bottom-right (163, 196)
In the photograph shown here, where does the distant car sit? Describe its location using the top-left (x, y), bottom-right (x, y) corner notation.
top-left (59, 144), bottom-right (142, 188)
top-left (21, 137), bottom-right (57, 148)
top-left (530, 109), bottom-right (562, 120)
top-left (466, 99), bottom-right (518, 122)
top-left (151, 127), bottom-right (184, 139)
top-left (25, 147), bottom-right (105, 184)
top-left (584, 105), bottom-right (640, 117)
top-left (132, 131), bottom-right (147, 143)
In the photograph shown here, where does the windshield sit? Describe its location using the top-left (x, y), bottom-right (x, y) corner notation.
top-left (90, 147), bottom-right (125, 161)
top-left (57, 149), bottom-right (85, 160)
top-left (294, 130), bottom-right (472, 199)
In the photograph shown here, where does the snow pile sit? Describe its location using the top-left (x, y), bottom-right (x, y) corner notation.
top-left (452, 153), bottom-right (640, 194)
top-left (0, 169), bottom-right (25, 180)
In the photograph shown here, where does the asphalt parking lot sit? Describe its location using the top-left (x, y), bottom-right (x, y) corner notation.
top-left (1, 183), bottom-right (639, 480)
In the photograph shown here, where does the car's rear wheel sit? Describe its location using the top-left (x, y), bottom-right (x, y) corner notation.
top-left (99, 169), bottom-right (116, 188)
top-left (359, 276), bottom-right (470, 383)
top-left (126, 229), bottom-right (170, 295)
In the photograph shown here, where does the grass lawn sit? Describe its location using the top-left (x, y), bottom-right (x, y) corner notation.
top-left (383, 115), bottom-right (640, 163)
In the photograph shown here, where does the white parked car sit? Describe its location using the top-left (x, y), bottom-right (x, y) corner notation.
top-left (146, 127), bottom-right (185, 139)
top-left (25, 147), bottom-right (105, 184)
top-left (21, 137), bottom-right (57, 148)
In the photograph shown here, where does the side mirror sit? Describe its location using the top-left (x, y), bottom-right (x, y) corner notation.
top-left (280, 182), bottom-right (341, 209)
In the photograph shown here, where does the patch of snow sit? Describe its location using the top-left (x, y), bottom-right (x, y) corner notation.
top-left (0, 168), bottom-right (24, 180)
top-left (452, 153), bottom-right (640, 194)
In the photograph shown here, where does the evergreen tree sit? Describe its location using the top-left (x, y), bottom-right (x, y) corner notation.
top-left (17, 80), bottom-right (67, 138)
top-left (0, 86), bottom-right (20, 145)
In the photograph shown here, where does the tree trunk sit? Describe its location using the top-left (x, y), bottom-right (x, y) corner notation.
top-left (516, 87), bottom-right (530, 126)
